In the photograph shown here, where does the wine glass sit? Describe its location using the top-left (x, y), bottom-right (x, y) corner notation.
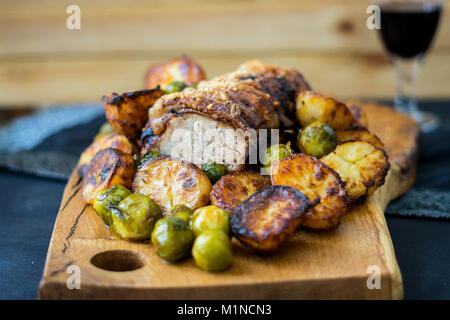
top-left (375, 0), bottom-right (444, 132)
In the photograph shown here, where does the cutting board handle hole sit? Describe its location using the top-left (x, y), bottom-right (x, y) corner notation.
top-left (90, 250), bottom-right (146, 272)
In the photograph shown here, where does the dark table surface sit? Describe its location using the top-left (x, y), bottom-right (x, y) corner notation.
top-left (0, 102), bottom-right (449, 300)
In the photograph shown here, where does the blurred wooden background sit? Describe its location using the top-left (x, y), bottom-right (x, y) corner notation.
top-left (0, 0), bottom-right (449, 108)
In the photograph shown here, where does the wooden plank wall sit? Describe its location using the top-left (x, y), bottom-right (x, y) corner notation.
top-left (0, 0), bottom-right (449, 107)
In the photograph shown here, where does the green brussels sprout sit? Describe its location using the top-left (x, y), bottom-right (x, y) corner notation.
top-left (109, 193), bottom-right (163, 240)
top-left (192, 230), bottom-right (232, 272)
top-left (201, 161), bottom-right (228, 184)
top-left (151, 216), bottom-right (195, 262)
top-left (93, 185), bottom-right (132, 226)
top-left (134, 150), bottom-right (161, 167)
top-left (263, 142), bottom-right (294, 169)
top-left (165, 81), bottom-right (188, 94)
top-left (94, 122), bottom-right (116, 141)
top-left (166, 205), bottom-right (194, 225)
top-left (297, 121), bottom-right (337, 158)
top-left (190, 205), bottom-right (230, 237)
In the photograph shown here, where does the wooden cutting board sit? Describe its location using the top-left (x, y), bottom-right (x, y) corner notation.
top-left (38, 102), bottom-right (419, 300)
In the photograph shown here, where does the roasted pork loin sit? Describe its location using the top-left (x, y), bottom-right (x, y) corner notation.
top-left (141, 60), bottom-right (310, 170)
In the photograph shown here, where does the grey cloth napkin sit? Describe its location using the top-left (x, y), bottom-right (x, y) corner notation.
top-left (0, 151), bottom-right (77, 180)
top-left (0, 103), bottom-right (103, 180)
top-left (0, 104), bottom-right (448, 219)
top-left (386, 188), bottom-right (450, 219)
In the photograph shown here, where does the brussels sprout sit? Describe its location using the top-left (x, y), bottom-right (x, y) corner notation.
top-left (201, 161), bottom-right (228, 184)
top-left (93, 185), bottom-right (132, 226)
top-left (190, 205), bottom-right (230, 237)
top-left (133, 154), bottom-right (140, 166)
top-left (297, 121), bottom-right (337, 158)
top-left (108, 193), bottom-right (163, 240)
top-left (94, 122), bottom-right (116, 141)
top-left (192, 230), bottom-right (232, 272)
top-left (166, 205), bottom-right (194, 225)
top-left (151, 216), bottom-right (195, 262)
top-left (165, 81), bottom-right (188, 94)
top-left (134, 151), bottom-right (161, 167)
top-left (263, 142), bottom-right (294, 169)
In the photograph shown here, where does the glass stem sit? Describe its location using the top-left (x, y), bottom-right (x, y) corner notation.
top-left (392, 55), bottom-right (424, 121)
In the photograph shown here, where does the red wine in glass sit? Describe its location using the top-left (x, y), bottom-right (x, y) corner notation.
top-left (380, 2), bottom-right (441, 58)
top-left (377, 1), bottom-right (443, 132)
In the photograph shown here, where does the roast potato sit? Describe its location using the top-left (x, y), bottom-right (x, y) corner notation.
top-left (270, 153), bottom-right (348, 230)
top-left (103, 88), bottom-right (165, 139)
top-left (210, 171), bottom-right (271, 212)
top-left (321, 140), bottom-right (390, 200)
top-left (336, 126), bottom-right (384, 149)
top-left (77, 133), bottom-right (134, 177)
top-left (231, 185), bottom-right (312, 253)
top-left (82, 148), bottom-right (135, 204)
top-left (348, 105), bottom-right (368, 127)
top-left (144, 55), bottom-right (207, 90)
top-left (296, 91), bottom-right (356, 130)
top-left (132, 156), bottom-right (212, 212)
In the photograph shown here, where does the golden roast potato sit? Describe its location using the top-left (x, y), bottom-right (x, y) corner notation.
top-left (210, 171), bottom-right (271, 212)
top-left (77, 133), bottom-right (134, 177)
top-left (231, 185), bottom-right (313, 253)
top-left (144, 55), bottom-right (207, 90)
top-left (321, 140), bottom-right (390, 200)
top-left (336, 126), bottom-right (384, 149)
top-left (296, 91), bottom-right (356, 130)
top-left (132, 156), bottom-right (212, 212)
top-left (270, 153), bottom-right (348, 230)
top-left (103, 88), bottom-right (165, 139)
top-left (82, 148), bottom-right (135, 204)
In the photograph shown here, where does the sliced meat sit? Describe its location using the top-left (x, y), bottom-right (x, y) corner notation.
top-left (222, 59), bottom-right (311, 115)
top-left (146, 113), bottom-right (250, 171)
top-left (142, 60), bottom-right (310, 170)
